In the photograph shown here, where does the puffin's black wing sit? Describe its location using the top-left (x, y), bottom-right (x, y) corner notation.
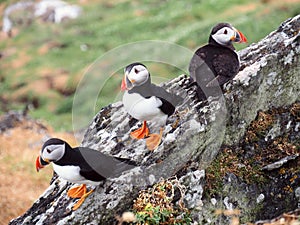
top-left (189, 46), bottom-right (217, 100)
top-left (149, 84), bottom-right (183, 107)
top-left (77, 147), bottom-right (136, 181)
top-left (189, 49), bottom-right (207, 82)
top-left (189, 46), bottom-right (217, 84)
top-left (156, 97), bottom-right (175, 116)
top-left (129, 82), bottom-right (183, 108)
top-left (79, 165), bottom-right (106, 182)
top-left (113, 156), bottom-right (138, 167)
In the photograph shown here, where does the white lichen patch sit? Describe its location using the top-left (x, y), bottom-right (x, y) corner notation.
top-left (234, 61), bottom-right (261, 86)
top-left (284, 34), bottom-right (299, 47)
top-left (284, 50), bottom-right (295, 65)
top-left (187, 119), bottom-right (202, 132)
top-left (35, 214), bottom-right (48, 225)
top-left (265, 121), bottom-right (281, 141)
top-left (148, 174), bottom-right (156, 185)
top-left (256, 194), bottom-right (265, 204)
top-left (286, 120), bottom-right (292, 130)
top-left (295, 122), bottom-right (300, 132)
top-left (211, 198), bottom-right (217, 206)
top-left (266, 72), bottom-right (278, 86)
top-left (223, 197), bottom-right (233, 210)
top-left (179, 170), bottom-right (205, 209)
top-left (164, 132), bottom-right (176, 143)
top-left (274, 86), bottom-right (284, 98)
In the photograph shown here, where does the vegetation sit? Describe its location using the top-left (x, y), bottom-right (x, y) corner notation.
top-left (132, 178), bottom-right (193, 225)
top-left (1, 0), bottom-right (300, 131)
top-left (205, 102), bottom-right (300, 196)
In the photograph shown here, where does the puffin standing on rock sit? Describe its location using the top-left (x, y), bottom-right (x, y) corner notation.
top-left (36, 138), bottom-right (135, 210)
top-left (189, 22), bottom-right (247, 100)
top-left (121, 62), bottom-right (182, 151)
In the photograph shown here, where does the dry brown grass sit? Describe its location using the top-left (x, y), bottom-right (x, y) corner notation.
top-left (0, 118), bottom-right (76, 225)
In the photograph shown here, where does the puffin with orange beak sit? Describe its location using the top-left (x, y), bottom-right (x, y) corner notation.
top-left (36, 138), bottom-right (135, 210)
top-left (121, 62), bottom-right (182, 150)
top-left (189, 22), bottom-right (247, 100)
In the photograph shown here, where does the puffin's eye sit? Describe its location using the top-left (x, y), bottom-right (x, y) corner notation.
top-left (134, 68), bottom-right (139, 73)
top-left (223, 29), bottom-right (228, 35)
top-left (46, 148), bottom-right (51, 154)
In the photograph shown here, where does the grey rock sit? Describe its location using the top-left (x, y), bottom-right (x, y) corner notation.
top-left (179, 170), bottom-right (205, 209)
top-left (262, 154), bottom-right (299, 171)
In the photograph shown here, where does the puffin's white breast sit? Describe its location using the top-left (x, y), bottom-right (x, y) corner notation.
top-left (52, 163), bottom-right (85, 183)
top-left (52, 163), bottom-right (100, 186)
top-left (123, 91), bottom-right (165, 123)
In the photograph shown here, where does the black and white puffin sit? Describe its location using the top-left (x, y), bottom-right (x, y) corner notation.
top-left (189, 22), bottom-right (247, 100)
top-left (35, 138), bottom-right (135, 210)
top-left (121, 62), bottom-right (182, 150)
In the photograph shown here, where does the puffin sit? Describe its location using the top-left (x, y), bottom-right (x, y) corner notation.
top-left (121, 62), bottom-right (182, 150)
top-left (35, 138), bottom-right (135, 210)
top-left (189, 22), bottom-right (247, 100)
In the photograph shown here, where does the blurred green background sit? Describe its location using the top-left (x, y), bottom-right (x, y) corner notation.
top-left (1, 0), bottom-right (299, 131)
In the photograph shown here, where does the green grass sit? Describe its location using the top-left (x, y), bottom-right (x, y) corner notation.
top-left (1, 0), bottom-right (299, 131)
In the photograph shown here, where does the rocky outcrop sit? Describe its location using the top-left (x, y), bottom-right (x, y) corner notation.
top-left (2, 0), bottom-right (81, 37)
top-left (10, 15), bottom-right (300, 224)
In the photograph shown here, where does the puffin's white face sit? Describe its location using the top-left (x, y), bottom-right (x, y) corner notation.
top-left (125, 64), bottom-right (149, 89)
top-left (41, 143), bottom-right (65, 162)
top-left (212, 26), bottom-right (247, 46)
top-left (211, 26), bottom-right (237, 46)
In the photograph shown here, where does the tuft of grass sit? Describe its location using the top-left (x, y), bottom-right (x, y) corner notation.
top-left (132, 178), bottom-right (193, 225)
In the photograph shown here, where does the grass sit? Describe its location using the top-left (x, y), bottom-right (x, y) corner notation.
top-left (1, 0), bottom-right (300, 131)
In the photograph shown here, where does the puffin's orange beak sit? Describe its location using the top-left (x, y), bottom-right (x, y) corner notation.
top-left (36, 155), bottom-right (50, 172)
top-left (36, 156), bottom-right (43, 172)
top-left (237, 30), bottom-right (247, 43)
top-left (231, 29), bottom-right (247, 43)
top-left (121, 76), bottom-right (127, 91)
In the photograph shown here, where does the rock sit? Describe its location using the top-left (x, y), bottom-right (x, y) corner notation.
top-left (179, 170), bottom-right (205, 209)
top-left (2, 0), bottom-right (82, 36)
top-left (9, 15), bottom-right (300, 224)
top-left (262, 154), bottom-right (299, 171)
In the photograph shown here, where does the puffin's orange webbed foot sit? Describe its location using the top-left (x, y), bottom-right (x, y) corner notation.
top-left (67, 184), bottom-right (94, 210)
top-left (130, 121), bottom-right (149, 139)
top-left (72, 189), bottom-right (94, 211)
top-left (146, 128), bottom-right (164, 151)
top-left (67, 184), bottom-right (86, 198)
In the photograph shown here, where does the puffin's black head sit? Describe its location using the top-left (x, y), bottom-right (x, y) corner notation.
top-left (121, 62), bottom-right (150, 91)
top-left (209, 22), bottom-right (247, 47)
top-left (36, 138), bottom-right (71, 172)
